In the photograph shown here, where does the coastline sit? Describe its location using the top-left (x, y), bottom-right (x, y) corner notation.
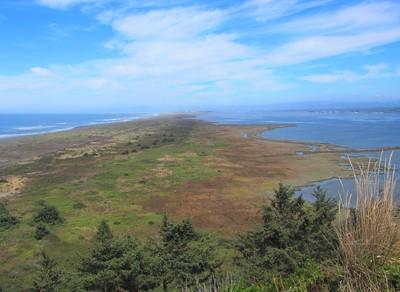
top-left (0, 112), bottom-right (160, 140)
top-left (2, 113), bottom-right (398, 202)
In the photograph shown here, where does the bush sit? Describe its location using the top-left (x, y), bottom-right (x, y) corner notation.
top-left (34, 223), bottom-right (50, 240)
top-left (34, 204), bottom-right (63, 224)
top-left (72, 202), bottom-right (86, 209)
top-left (385, 263), bottom-right (400, 290)
top-left (0, 203), bottom-right (18, 230)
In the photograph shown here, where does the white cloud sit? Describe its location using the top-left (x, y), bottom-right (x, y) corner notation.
top-left (30, 67), bottom-right (53, 76)
top-left (111, 8), bottom-right (225, 40)
top-left (301, 71), bottom-right (359, 83)
top-left (277, 1), bottom-right (400, 33)
top-left (362, 63), bottom-right (389, 75)
top-left (262, 1), bottom-right (400, 66)
top-left (242, 0), bottom-right (332, 21)
top-left (37, 0), bottom-right (103, 9)
top-left (5, 0), bottom-right (399, 109)
top-left (301, 63), bottom-right (400, 83)
top-left (265, 29), bottom-right (400, 66)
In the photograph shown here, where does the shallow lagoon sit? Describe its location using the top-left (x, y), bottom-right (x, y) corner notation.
top-left (202, 109), bottom-right (400, 149)
top-left (202, 109), bottom-right (400, 202)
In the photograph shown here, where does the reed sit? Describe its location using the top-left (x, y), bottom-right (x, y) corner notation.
top-left (336, 153), bottom-right (399, 291)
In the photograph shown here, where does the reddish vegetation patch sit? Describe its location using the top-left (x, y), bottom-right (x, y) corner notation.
top-left (141, 176), bottom-right (264, 237)
top-left (140, 123), bottom-right (349, 237)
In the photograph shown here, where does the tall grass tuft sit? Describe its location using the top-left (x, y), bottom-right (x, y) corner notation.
top-left (336, 154), bottom-right (399, 291)
top-left (181, 274), bottom-right (243, 292)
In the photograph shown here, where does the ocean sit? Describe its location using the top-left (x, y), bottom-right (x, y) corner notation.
top-left (0, 113), bottom-right (152, 139)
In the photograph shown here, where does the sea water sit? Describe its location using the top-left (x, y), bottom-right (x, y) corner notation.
top-left (0, 113), bottom-right (152, 139)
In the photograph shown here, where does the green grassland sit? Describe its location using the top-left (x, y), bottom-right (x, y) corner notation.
top-left (0, 117), bottom-right (227, 289)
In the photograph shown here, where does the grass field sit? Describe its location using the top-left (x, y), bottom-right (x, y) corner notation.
top-left (0, 115), bottom-right (355, 289)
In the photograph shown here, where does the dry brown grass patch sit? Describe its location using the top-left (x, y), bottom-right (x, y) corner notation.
top-left (336, 154), bottom-right (399, 291)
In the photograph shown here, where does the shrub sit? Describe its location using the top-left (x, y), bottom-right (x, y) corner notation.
top-left (34, 204), bottom-right (63, 224)
top-left (34, 223), bottom-right (50, 240)
top-left (0, 203), bottom-right (18, 230)
top-left (72, 202), bottom-right (86, 209)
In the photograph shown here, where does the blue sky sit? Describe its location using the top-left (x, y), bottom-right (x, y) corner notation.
top-left (0, 0), bottom-right (399, 112)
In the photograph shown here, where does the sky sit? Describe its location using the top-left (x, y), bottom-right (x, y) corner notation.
top-left (0, 0), bottom-right (399, 113)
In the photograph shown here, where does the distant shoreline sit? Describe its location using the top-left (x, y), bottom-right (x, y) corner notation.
top-left (0, 113), bottom-right (164, 140)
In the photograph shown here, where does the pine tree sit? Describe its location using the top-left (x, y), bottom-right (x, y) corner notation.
top-left (154, 215), bottom-right (221, 290)
top-left (94, 219), bottom-right (113, 242)
top-left (79, 221), bottom-right (156, 291)
top-left (235, 183), bottom-right (338, 284)
top-left (31, 252), bottom-right (63, 292)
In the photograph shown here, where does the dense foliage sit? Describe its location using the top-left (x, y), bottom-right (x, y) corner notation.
top-left (3, 183), bottom-right (398, 291)
top-left (79, 223), bottom-right (156, 292)
top-left (151, 216), bottom-right (221, 290)
top-left (234, 184), bottom-right (338, 284)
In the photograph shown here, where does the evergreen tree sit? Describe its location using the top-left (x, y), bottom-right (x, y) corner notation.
top-left (235, 183), bottom-right (338, 284)
top-left (79, 221), bottom-right (156, 291)
top-left (304, 186), bottom-right (338, 261)
top-left (31, 252), bottom-right (63, 292)
top-left (95, 219), bottom-right (113, 242)
top-left (153, 215), bottom-right (221, 290)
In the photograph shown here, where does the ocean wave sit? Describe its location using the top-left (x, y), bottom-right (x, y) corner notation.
top-left (97, 116), bottom-right (141, 123)
top-left (14, 125), bottom-right (56, 131)
top-left (0, 113), bottom-right (153, 139)
top-left (0, 127), bottom-right (75, 139)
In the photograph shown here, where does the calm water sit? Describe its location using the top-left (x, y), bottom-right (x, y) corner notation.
top-left (201, 109), bottom-right (400, 203)
top-left (201, 109), bottom-right (400, 149)
top-left (0, 113), bottom-right (152, 139)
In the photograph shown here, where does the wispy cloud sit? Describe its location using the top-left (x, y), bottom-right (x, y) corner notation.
top-left (241, 0), bottom-right (332, 22)
top-left (301, 63), bottom-right (400, 83)
top-left (37, 0), bottom-right (104, 9)
top-left (111, 7), bottom-right (225, 41)
top-left (263, 1), bottom-right (400, 66)
top-left (2, 0), bottom-right (400, 109)
top-left (30, 67), bottom-right (53, 76)
top-left (276, 1), bottom-right (400, 33)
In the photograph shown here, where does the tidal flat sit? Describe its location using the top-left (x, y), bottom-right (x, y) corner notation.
top-left (0, 114), bottom-right (357, 288)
